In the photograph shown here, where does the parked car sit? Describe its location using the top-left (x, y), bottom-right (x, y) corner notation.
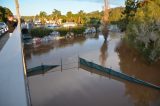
top-left (0, 27), bottom-right (5, 36)
top-left (0, 22), bottom-right (8, 32)
top-left (0, 27), bottom-right (2, 36)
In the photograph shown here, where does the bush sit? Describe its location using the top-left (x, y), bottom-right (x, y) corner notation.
top-left (54, 27), bottom-right (69, 36)
top-left (125, 22), bottom-right (160, 62)
top-left (30, 26), bottom-right (86, 37)
top-left (54, 26), bottom-right (86, 36)
top-left (124, 0), bottom-right (160, 62)
top-left (70, 26), bottom-right (86, 34)
top-left (30, 28), bottom-right (53, 38)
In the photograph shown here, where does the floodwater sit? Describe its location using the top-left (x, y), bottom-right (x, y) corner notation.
top-left (24, 32), bottom-right (160, 106)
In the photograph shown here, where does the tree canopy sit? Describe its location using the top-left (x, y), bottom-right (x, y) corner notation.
top-left (52, 9), bottom-right (61, 20)
top-left (0, 6), bottom-right (13, 22)
top-left (22, 10), bottom-right (103, 27)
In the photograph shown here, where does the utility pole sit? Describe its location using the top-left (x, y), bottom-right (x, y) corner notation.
top-left (101, 0), bottom-right (109, 41)
top-left (14, 0), bottom-right (21, 25)
top-left (103, 0), bottom-right (109, 24)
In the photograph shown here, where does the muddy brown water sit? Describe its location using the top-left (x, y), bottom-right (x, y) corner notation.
top-left (24, 32), bottom-right (160, 106)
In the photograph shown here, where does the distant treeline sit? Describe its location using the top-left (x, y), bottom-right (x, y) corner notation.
top-left (21, 7), bottom-right (125, 25)
top-left (22, 10), bottom-right (102, 26)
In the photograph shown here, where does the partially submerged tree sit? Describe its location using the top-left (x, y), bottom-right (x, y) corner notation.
top-left (125, 0), bottom-right (160, 62)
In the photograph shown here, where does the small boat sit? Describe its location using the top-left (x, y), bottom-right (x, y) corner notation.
top-left (32, 37), bottom-right (41, 44)
top-left (65, 32), bottom-right (74, 39)
top-left (50, 31), bottom-right (60, 36)
top-left (49, 31), bottom-right (60, 40)
top-left (41, 36), bottom-right (52, 42)
top-left (84, 27), bottom-right (96, 35)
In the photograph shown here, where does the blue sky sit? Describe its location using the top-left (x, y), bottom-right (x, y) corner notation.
top-left (0, 0), bottom-right (125, 16)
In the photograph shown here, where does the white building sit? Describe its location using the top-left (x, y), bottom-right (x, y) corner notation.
top-left (62, 22), bottom-right (77, 27)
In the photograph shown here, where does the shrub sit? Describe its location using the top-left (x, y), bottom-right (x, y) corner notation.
top-left (124, 0), bottom-right (160, 62)
top-left (54, 26), bottom-right (86, 36)
top-left (30, 26), bottom-right (86, 37)
top-left (54, 27), bottom-right (69, 36)
top-left (70, 26), bottom-right (86, 34)
top-left (126, 22), bottom-right (160, 62)
top-left (30, 27), bottom-right (53, 38)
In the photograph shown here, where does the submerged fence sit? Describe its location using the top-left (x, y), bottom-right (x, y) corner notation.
top-left (27, 56), bottom-right (160, 90)
top-left (79, 57), bottom-right (160, 90)
top-left (27, 57), bottom-right (79, 77)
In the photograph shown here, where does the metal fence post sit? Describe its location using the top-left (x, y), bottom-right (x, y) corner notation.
top-left (61, 58), bottom-right (62, 72)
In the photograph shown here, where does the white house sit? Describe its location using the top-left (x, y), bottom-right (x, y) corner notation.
top-left (62, 22), bottom-right (77, 27)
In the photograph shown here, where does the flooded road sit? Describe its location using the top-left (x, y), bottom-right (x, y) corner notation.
top-left (24, 32), bottom-right (160, 106)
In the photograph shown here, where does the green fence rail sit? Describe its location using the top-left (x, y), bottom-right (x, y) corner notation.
top-left (27, 65), bottom-right (59, 77)
top-left (79, 57), bottom-right (160, 90)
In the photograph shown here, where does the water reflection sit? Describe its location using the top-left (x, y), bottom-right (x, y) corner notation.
top-left (99, 40), bottom-right (108, 66)
top-left (101, 25), bottom-right (109, 41)
top-left (116, 41), bottom-right (160, 106)
top-left (24, 35), bottom-right (100, 60)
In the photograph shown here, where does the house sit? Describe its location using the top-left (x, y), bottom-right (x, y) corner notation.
top-left (62, 22), bottom-right (77, 27)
